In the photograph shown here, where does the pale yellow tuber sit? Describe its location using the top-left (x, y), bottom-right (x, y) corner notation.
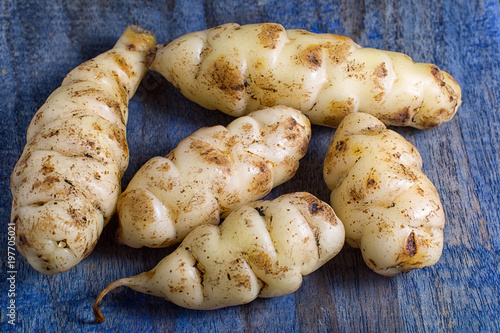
top-left (10, 26), bottom-right (157, 274)
top-left (93, 192), bottom-right (345, 322)
top-left (151, 22), bottom-right (461, 129)
top-left (116, 105), bottom-right (311, 248)
top-left (323, 112), bottom-right (445, 276)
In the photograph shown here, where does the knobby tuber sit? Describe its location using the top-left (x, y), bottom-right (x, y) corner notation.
top-left (323, 112), bottom-right (445, 276)
top-left (94, 192), bottom-right (345, 322)
top-left (116, 105), bottom-right (311, 248)
top-left (10, 25), bottom-right (157, 274)
top-left (151, 22), bottom-right (461, 129)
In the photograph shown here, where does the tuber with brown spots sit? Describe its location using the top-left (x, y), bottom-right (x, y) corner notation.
top-left (10, 26), bottom-right (157, 274)
top-left (115, 105), bottom-right (311, 248)
top-left (323, 112), bottom-right (446, 276)
top-left (93, 192), bottom-right (344, 321)
top-left (151, 22), bottom-right (461, 129)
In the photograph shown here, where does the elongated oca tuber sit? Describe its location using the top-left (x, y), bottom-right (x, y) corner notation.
top-left (323, 112), bottom-right (445, 276)
top-left (94, 192), bottom-right (345, 321)
top-left (10, 26), bottom-right (157, 274)
top-left (151, 22), bottom-right (461, 129)
top-left (116, 105), bottom-right (311, 248)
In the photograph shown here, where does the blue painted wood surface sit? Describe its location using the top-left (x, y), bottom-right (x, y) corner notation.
top-left (1, 0), bottom-right (499, 332)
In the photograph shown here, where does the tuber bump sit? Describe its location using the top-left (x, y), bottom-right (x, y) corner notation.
top-left (151, 22), bottom-right (461, 129)
top-left (10, 26), bottom-right (157, 274)
top-left (93, 192), bottom-right (345, 322)
top-left (323, 112), bottom-right (445, 276)
top-left (116, 105), bottom-right (311, 248)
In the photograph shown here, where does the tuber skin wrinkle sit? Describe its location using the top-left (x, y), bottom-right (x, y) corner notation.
top-left (323, 112), bottom-right (445, 276)
top-left (115, 105), bottom-right (311, 248)
top-left (151, 22), bottom-right (462, 129)
top-left (93, 192), bottom-right (345, 322)
top-left (10, 25), bottom-right (157, 275)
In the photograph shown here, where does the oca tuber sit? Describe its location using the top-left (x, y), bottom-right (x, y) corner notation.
top-left (93, 192), bottom-right (345, 321)
top-left (10, 26), bottom-right (157, 274)
top-left (116, 105), bottom-right (311, 248)
top-left (151, 22), bottom-right (461, 129)
top-left (323, 112), bottom-right (445, 276)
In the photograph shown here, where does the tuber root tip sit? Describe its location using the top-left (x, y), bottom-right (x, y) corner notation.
top-left (93, 300), bottom-right (106, 323)
top-left (129, 25), bottom-right (154, 36)
top-left (145, 46), bottom-right (158, 68)
top-left (92, 278), bottom-right (130, 324)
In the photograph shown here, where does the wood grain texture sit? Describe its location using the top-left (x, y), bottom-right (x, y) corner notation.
top-left (1, 0), bottom-right (499, 332)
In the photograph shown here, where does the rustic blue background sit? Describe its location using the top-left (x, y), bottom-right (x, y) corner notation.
top-left (1, 0), bottom-right (499, 332)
